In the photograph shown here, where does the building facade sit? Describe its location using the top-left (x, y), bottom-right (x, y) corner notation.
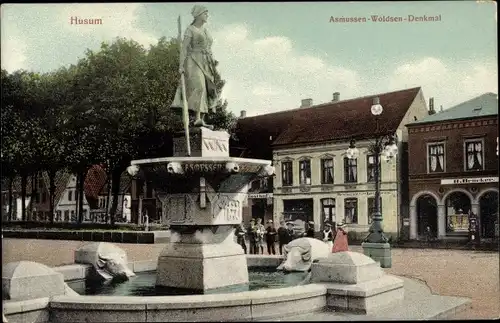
top-left (54, 174), bottom-right (91, 222)
top-left (272, 141), bottom-right (401, 239)
top-left (243, 177), bottom-right (274, 224)
top-left (264, 87), bottom-right (429, 240)
top-left (406, 93), bottom-right (499, 241)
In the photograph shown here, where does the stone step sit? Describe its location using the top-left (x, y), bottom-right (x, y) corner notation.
top-left (264, 276), bottom-right (471, 321)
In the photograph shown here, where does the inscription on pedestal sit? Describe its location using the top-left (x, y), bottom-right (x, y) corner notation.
top-left (173, 128), bottom-right (230, 158)
top-left (183, 163), bottom-right (226, 173)
top-left (203, 139), bottom-right (228, 153)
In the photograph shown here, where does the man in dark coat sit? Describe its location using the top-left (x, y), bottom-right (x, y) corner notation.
top-left (285, 221), bottom-right (296, 241)
top-left (305, 221), bottom-right (315, 238)
top-left (277, 221), bottom-right (288, 255)
top-left (235, 222), bottom-right (247, 254)
top-left (247, 219), bottom-right (258, 254)
top-left (265, 220), bottom-right (277, 255)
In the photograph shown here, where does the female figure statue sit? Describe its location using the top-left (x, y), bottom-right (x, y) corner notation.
top-left (171, 5), bottom-right (220, 128)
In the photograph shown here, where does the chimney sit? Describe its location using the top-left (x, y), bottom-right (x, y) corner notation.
top-left (440, 105), bottom-right (443, 112)
top-left (240, 110), bottom-right (247, 118)
top-left (332, 92), bottom-right (340, 102)
top-left (300, 98), bottom-right (313, 108)
top-left (428, 97), bottom-right (436, 115)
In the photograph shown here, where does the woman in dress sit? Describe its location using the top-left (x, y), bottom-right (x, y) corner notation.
top-left (173, 5), bottom-right (219, 128)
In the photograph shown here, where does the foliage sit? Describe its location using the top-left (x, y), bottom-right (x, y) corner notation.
top-left (1, 34), bottom-right (235, 225)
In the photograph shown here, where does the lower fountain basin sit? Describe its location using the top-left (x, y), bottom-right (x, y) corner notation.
top-left (67, 268), bottom-right (311, 296)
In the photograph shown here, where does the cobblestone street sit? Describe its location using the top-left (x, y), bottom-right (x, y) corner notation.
top-left (2, 239), bottom-right (499, 319)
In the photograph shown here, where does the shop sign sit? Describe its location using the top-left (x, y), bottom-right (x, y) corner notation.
top-left (248, 193), bottom-right (273, 199)
top-left (440, 177), bottom-right (498, 185)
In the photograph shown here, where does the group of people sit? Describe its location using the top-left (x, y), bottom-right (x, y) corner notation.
top-left (234, 218), bottom-right (339, 255)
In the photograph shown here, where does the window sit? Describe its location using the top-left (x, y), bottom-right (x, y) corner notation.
top-left (68, 190), bottom-right (72, 201)
top-left (70, 210), bottom-right (76, 222)
top-left (56, 210), bottom-right (62, 222)
top-left (98, 197), bottom-right (107, 210)
top-left (428, 143), bottom-right (445, 173)
top-left (321, 198), bottom-right (336, 227)
top-left (344, 157), bottom-right (357, 183)
top-left (464, 139), bottom-right (484, 171)
top-left (64, 210), bottom-right (69, 222)
top-left (299, 159), bottom-right (311, 185)
top-left (367, 155), bottom-right (381, 182)
top-left (281, 161), bottom-right (293, 186)
top-left (445, 192), bottom-right (471, 233)
top-left (367, 197), bottom-right (382, 224)
top-left (321, 158), bottom-right (334, 184)
top-left (344, 198), bottom-right (358, 224)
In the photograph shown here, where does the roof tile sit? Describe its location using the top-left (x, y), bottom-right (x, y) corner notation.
top-left (273, 87), bottom-right (421, 146)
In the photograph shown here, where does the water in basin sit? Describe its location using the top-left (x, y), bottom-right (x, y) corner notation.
top-left (67, 267), bottom-right (310, 296)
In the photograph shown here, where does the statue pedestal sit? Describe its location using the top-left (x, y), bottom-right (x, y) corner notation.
top-left (130, 127), bottom-right (275, 293)
top-left (173, 127), bottom-right (230, 158)
top-left (156, 226), bottom-right (249, 292)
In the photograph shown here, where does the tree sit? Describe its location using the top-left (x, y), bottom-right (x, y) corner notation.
top-left (1, 34), bottom-right (238, 226)
top-left (1, 70), bottom-right (48, 221)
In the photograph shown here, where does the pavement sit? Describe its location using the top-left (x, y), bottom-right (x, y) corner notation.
top-left (264, 276), bottom-right (470, 321)
top-left (2, 239), bottom-right (499, 320)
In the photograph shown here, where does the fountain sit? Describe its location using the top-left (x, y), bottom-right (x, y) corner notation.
top-left (128, 127), bottom-right (275, 293)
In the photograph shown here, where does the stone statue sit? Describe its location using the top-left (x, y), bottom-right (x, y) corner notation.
top-left (171, 4), bottom-right (220, 129)
top-left (75, 242), bottom-right (135, 281)
top-left (277, 237), bottom-right (331, 272)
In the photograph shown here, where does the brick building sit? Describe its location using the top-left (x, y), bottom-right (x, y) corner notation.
top-left (406, 93), bottom-right (499, 241)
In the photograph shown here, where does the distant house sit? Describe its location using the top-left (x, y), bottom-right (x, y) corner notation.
top-left (1, 174), bottom-right (52, 221)
top-left (1, 165), bottom-right (133, 223)
top-left (95, 170), bottom-right (132, 223)
top-left (54, 173), bottom-right (92, 222)
top-left (84, 164), bottom-right (108, 222)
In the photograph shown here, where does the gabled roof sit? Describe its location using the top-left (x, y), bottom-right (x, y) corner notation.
top-left (84, 164), bottom-right (108, 199)
top-left (272, 87), bottom-right (421, 147)
top-left (41, 170), bottom-right (72, 205)
top-left (234, 109), bottom-right (295, 159)
top-left (407, 92), bottom-right (498, 126)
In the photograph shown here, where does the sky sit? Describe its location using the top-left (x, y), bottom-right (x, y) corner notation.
top-left (1, 2), bottom-right (497, 117)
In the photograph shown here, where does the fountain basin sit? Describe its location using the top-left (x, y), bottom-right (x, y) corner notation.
top-left (49, 284), bottom-right (326, 322)
top-left (3, 256), bottom-right (327, 323)
top-left (67, 268), bottom-right (311, 296)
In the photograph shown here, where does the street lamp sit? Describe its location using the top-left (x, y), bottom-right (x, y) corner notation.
top-left (345, 96), bottom-right (398, 268)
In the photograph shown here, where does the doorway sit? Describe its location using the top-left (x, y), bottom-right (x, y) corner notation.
top-left (416, 194), bottom-right (438, 236)
top-left (479, 191), bottom-right (499, 239)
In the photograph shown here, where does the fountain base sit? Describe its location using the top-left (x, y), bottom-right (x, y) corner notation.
top-left (156, 233), bottom-right (249, 291)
